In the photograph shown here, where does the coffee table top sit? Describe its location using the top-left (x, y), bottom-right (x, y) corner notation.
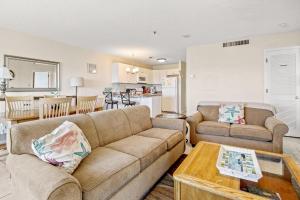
top-left (174, 142), bottom-right (300, 200)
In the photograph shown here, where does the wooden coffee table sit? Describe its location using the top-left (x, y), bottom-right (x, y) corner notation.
top-left (174, 142), bottom-right (300, 200)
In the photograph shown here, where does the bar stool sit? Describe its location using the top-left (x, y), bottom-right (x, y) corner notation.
top-left (120, 92), bottom-right (136, 107)
top-left (104, 92), bottom-right (118, 109)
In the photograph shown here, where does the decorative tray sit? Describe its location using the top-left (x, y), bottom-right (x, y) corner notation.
top-left (216, 145), bottom-right (262, 182)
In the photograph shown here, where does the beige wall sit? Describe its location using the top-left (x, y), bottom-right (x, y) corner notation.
top-left (0, 28), bottom-right (150, 99)
top-left (186, 31), bottom-right (300, 114)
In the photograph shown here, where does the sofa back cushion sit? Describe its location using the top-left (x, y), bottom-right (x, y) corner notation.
top-left (197, 105), bottom-right (219, 121)
top-left (244, 107), bottom-right (274, 126)
top-left (88, 109), bottom-right (132, 145)
top-left (122, 105), bottom-right (152, 134)
top-left (9, 114), bottom-right (99, 155)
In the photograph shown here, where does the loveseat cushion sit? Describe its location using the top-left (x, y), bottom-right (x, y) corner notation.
top-left (88, 109), bottom-right (132, 145)
top-left (106, 135), bottom-right (167, 170)
top-left (196, 121), bottom-right (230, 136)
top-left (230, 124), bottom-right (272, 142)
top-left (122, 105), bottom-right (152, 134)
top-left (73, 147), bottom-right (140, 200)
top-left (197, 105), bottom-right (219, 121)
top-left (137, 128), bottom-right (183, 150)
top-left (244, 107), bottom-right (274, 126)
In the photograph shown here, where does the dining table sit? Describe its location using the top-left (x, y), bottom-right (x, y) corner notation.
top-left (0, 105), bottom-right (103, 123)
top-left (0, 105), bottom-right (103, 148)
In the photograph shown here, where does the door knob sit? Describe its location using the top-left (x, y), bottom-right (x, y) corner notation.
top-left (296, 96), bottom-right (299, 100)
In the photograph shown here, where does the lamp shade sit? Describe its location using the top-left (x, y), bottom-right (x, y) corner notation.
top-left (0, 66), bottom-right (12, 79)
top-left (70, 77), bottom-right (84, 87)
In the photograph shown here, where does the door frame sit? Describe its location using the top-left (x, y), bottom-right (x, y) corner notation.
top-left (264, 46), bottom-right (300, 137)
top-left (264, 46), bottom-right (300, 103)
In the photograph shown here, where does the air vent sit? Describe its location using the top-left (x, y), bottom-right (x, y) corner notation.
top-left (222, 40), bottom-right (249, 47)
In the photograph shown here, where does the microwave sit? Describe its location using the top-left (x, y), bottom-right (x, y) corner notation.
top-left (137, 75), bottom-right (147, 83)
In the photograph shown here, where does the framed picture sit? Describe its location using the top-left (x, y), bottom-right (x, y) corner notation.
top-left (87, 63), bottom-right (97, 74)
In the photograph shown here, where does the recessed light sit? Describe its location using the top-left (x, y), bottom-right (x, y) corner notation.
top-left (157, 58), bottom-right (167, 63)
top-left (278, 23), bottom-right (288, 28)
top-left (182, 34), bottom-right (191, 38)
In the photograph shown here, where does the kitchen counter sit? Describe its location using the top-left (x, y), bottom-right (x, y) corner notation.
top-left (112, 94), bottom-right (162, 117)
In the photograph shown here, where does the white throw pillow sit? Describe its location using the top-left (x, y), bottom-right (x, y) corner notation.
top-left (32, 121), bottom-right (91, 174)
top-left (218, 104), bottom-right (245, 124)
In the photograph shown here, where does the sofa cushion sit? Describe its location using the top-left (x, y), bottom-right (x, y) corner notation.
top-left (88, 109), bottom-right (132, 145)
top-left (244, 107), bottom-right (274, 126)
top-left (73, 147), bottom-right (140, 200)
top-left (196, 121), bottom-right (230, 136)
top-left (230, 124), bottom-right (272, 142)
top-left (122, 105), bottom-right (152, 134)
top-left (137, 128), bottom-right (183, 150)
top-left (106, 135), bottom-right (167, 170)
top-left (197, 105), bottom-right (219, 121)
top-left (9, 114), bottom-right (99, 155)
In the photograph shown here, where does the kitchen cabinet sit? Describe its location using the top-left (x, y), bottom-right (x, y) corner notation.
top-left (112, 63), bottom-right (137, 83)
top-left (112, 63), bottom-right (153, 84)
top-left (151, 69), bottom-right (180, 84)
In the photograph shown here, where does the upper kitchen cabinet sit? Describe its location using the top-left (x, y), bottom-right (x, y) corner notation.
top-left (112, 63), bottom-right (136, 83)
top-left (151, 69), bottom-right (180, 84)
top-left (112, 63), bottom-right (153, 84)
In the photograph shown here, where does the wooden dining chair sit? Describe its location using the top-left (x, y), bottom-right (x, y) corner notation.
top-left (43, 95), bottom-right (67, 98)
top-left (39, 97), bottom-right (72, 119)
top-left (5, 96), bottom-right (34, 111)
top-left (76, 96), bottom-right (97, 114)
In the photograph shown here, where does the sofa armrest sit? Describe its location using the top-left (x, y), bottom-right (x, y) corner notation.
top-left (186, 112), bottom-right (203, 145)
top-left (6, 154), bottom-right (82, 200)
top-left (151, 118), bottom-right (186, 135)
top-left (265, 116), bottom-right (289, 153)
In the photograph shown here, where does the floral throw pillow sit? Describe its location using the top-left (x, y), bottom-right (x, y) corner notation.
top-left (218, 104), bottom-right (245, 124)
top-left (32, 121), bottom-right (91, 174)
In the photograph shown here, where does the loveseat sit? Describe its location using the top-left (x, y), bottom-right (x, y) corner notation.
top-left (6, 105), bottom-right (186, 200)
top-left (187, 102), bottom-right (288, 153)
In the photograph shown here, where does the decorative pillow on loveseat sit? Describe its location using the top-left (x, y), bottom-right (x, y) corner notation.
top-left (32, 121), bottom-right (91, 174)
top-left (218, 104), bottom-right (245, 124)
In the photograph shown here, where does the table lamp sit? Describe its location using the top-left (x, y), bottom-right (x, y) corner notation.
top-left (0, 66), bottom-right (13, 97)
top-left (70, 77), bottom-right (84, 105)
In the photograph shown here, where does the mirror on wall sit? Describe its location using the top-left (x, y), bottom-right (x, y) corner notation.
top-left (4, 55), bottom-right (60, 92)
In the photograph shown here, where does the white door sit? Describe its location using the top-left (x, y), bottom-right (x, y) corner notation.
top-left (264, 47), bottom-right (300, 137)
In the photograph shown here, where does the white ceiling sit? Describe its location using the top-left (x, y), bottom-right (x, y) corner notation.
top-left (0, 0), bottom-right (299, 65)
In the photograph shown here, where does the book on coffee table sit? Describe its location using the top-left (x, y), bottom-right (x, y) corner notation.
top-left (216, 145), bottom-right (263, 182)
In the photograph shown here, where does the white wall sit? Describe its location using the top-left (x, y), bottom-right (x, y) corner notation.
top-left (0, 28), bottom-right (150, 98)
top-left (186, 31), bottom-right (300, 115)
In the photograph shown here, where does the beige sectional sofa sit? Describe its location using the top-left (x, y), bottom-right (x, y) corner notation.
top-left (6, 105), bottom-right (186, 200)
top-left (187, 103), bottom-right (288, 153)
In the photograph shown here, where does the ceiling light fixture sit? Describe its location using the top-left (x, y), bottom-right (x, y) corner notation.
top-left (182, 34), bottom-right (191, 38)
top-left (157, 58), bottom-right (167, 63)
top-left (278, 23), bottom-right (288, 28)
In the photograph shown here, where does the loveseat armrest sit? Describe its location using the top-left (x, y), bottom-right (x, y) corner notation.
top-left (265, 116), bottom-right (289, 153)
top-left (186, 112), bottom-right (203, 145)
top-left (151, 118), bottom-right (186, 135)
top-left (6, 154), bottom-right (82, 200)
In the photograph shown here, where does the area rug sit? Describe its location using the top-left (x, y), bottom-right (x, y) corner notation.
top-left (143, 154), bottom-right (186, 200)
top-left (144, 173), bottom-right (174, 200)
